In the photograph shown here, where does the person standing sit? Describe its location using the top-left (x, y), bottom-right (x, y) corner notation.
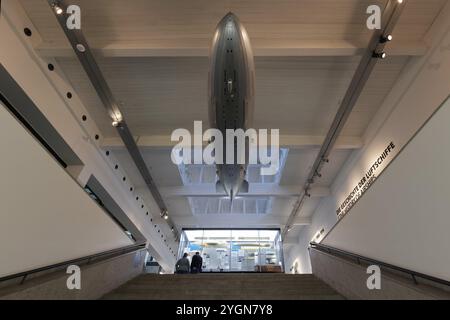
top-left (190, 252), bottom-right (203, 273)
top-left (175, 253), bottom-right (190, 274)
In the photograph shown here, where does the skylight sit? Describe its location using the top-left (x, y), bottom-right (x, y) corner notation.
top-left (177, 149), bottom-right (289, 215)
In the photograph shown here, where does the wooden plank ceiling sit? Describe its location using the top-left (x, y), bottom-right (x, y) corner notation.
top-left (19, 0), bottom-right (445, 139)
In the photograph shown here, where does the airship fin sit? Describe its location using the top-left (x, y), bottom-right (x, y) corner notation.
top-left (240, 180), bottom-right (249, 193)
top-left (216, 180), bottom-right (225, 193)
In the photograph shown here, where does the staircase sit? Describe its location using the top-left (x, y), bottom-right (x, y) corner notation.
top-left (102, 273), bottom-right (344, 300)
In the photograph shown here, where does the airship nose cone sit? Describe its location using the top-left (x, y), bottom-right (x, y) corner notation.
top-left (221, 12), bottom-right (239, 25)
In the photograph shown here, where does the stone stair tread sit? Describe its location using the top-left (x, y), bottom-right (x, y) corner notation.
top-left (102, 274), bottom-right (343, 300)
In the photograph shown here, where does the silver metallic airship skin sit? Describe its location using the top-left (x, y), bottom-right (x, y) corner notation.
top-left (208, 12), bottom-right (255, 201)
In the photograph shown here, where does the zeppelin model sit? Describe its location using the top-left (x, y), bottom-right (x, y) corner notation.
top-left (208, 12), bottom-right (255, 201)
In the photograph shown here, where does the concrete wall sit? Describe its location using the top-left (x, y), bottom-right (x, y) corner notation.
top-left (0, 102), bottom-right (133, 278)
top-left (286, 2), bottom-right (450, 274)
top-left (0, 249), bottom-right (146, 300)
top-left (310, 249), bottom-right (450, 300)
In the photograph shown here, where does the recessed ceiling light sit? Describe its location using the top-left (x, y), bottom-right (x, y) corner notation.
top-left (76, 44), bottom-right (86, 53)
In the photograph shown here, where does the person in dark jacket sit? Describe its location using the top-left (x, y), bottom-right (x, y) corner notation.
top-left (175, 253), bottom-right (190, 274)
top-left (190, 252), bottom-right (203, 273)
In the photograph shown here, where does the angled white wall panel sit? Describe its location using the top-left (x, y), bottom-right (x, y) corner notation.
top-left (0, 103), bottom-right (133, 278)
top-left (322, 97), bottom-right (450, 281)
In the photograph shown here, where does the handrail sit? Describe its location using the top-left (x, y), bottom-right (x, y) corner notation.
top-left (309, 242), bottom-right (450, 287)
top-left (0, 242), bottom-right (146, 284)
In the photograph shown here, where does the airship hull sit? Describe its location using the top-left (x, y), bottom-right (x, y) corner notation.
top-left (208, 13), bottom-right (255, 200)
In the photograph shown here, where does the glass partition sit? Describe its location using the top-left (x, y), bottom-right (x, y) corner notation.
top-left (177, 229), bottom-right (284, 273)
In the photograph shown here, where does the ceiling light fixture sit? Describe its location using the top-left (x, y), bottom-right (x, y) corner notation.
top-left (380, 34), bottom-right (393, 43)
top-left (52, 3), bottom-right (63, 15)
top-left (76, 44), bottom-right (86, 53)
top-left (372, 51), bottom-right (387, 59)
top-left (112, 112), bottom-right (123, 126)
top-left (161, 209), bottom-right (169, 220)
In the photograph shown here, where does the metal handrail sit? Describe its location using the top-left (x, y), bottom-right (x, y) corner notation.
top-left (0, 242), bottom-right (146, 284)
top-left (309, 242), bottom-right (450, 287)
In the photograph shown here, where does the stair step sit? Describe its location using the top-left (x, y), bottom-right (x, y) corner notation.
top-left (104, 293), bottom-right (344, 300)
top-left (102, 274), bottom-right (343, 300)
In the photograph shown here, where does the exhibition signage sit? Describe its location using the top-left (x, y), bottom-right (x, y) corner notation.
top-left (336, 142), bottom-right (396, 219)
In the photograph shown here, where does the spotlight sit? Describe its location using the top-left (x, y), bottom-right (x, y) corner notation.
top-left (113, 112), bottom-right (123, 124)
top-left (380, 34), bottom-right (393, 43)
top-left (397, 0), bottom-right (403, 4)
top-left (372, 51), bottom-right (387, 59)
top-left (52, 3), bottom-right (63, 15)
top-left (161, 209), bottom-right (169, 220)
top-left (112, 120), bottom-right (121, 127)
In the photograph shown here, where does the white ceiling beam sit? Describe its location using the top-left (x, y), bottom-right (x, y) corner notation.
top-left (292, 217), bottom-right (312, 226)
top-left (158, 185), bottom-right (329, 198)
top-left (306, 186), bottom-right (331, 198)
top-left (102, 134), bottom-right (363, 150)
top-left (36, 40), bottom-right (427, 58)
top-left (171, 215), bottom-right (311, 228)
top-left (283, 238), bottom-right (300, 245)
top-left (278, 135), bottom-right (363, 149)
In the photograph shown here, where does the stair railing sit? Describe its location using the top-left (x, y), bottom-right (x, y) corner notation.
top-left (0, 242), bottom-right (146, 285)
top-left (309, 242), bottom-right (450, 287)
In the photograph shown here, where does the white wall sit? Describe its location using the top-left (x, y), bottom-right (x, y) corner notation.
top-left (0, 103), bottom-right (133, 277)
top-left (286, 2), bottom-right (450, 274)
top-left (0, 0), bottom-right (177, 271)
top-left (285, 199), bottom-right (338, 274)
top-left (323, 97), bottom-right (450, 281)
